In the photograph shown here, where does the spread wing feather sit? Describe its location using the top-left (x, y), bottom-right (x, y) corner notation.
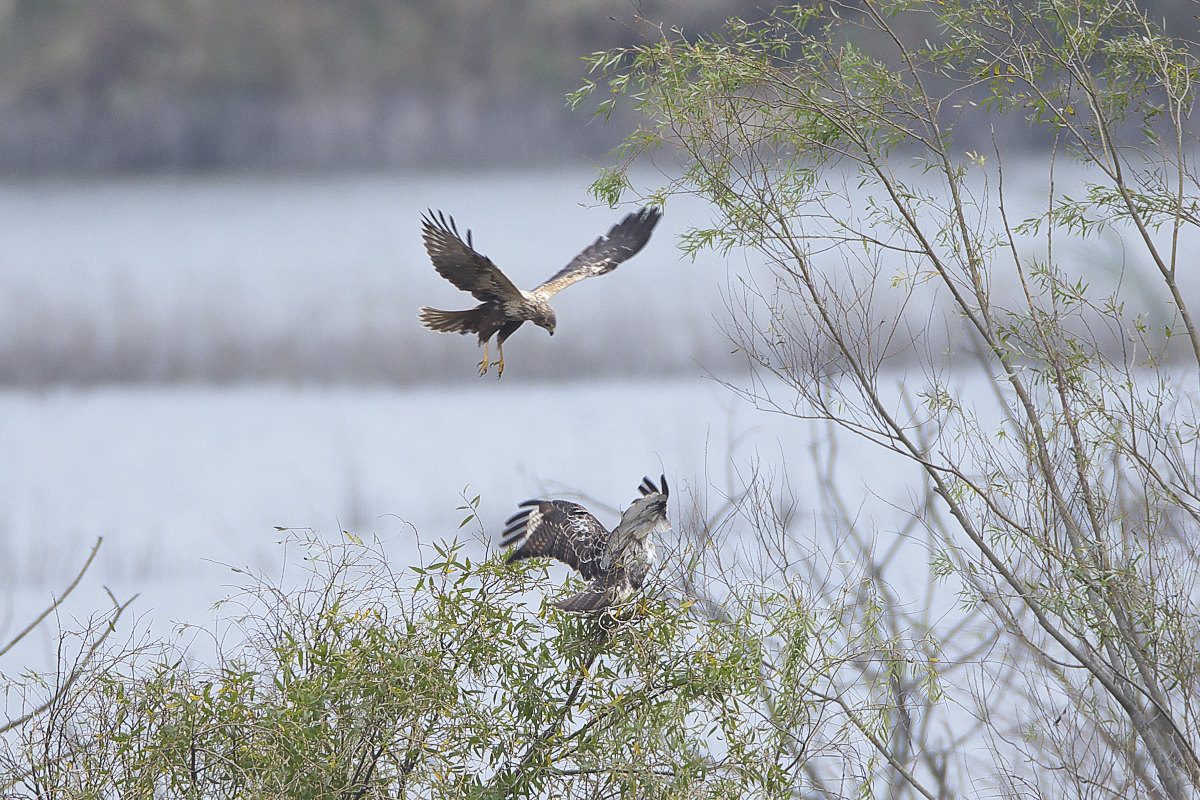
top-left (638, 474), bottom-right (668, 498)
top-left (501, 499), bottom-right (608, 580)
top-left (421, 210), bottom-right (524, 305)
top-left (611, 474), bottom-right (671, 552)
top-left (531, 207), bottom-right (662, 299)
top-left (501, 475), bottom-right (670, 614)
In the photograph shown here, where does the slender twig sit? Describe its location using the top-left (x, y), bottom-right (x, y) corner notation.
top-left (0, 537), bottom-right (104, 660)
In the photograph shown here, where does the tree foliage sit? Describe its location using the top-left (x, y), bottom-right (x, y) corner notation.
top-left (5, 1), bottom-right (1200, 798)
top-left (4, 523), bottom-right (908, 799)
top-left (570, 1), bottom-right (1200, 798)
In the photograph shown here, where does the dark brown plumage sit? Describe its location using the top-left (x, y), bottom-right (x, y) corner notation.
top-left (501, 475), bottom-right (670, 613)
top-left (418, 207), bottom-right (662, 377)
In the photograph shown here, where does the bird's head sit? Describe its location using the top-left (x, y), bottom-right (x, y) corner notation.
top-left (533, 307), bottom-right (557, 336)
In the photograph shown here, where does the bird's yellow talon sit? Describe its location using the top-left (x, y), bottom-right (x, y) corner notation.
top-left (417, 207), bottom-right (662, 379)
top-left (494, 347), bottom-right (505, 377)
top-left (478, 342), bottom-right (490, 376)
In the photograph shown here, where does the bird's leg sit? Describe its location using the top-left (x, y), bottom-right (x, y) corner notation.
top-left (493, 340), bottom-right (505, 378)
top-left (477, 341), bottom-right (490, 376)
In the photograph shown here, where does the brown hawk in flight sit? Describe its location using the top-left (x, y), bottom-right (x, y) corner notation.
top-left (501, 475), bottom-right (670, 613)
top-left (418, 207), bottom-right (662, 377)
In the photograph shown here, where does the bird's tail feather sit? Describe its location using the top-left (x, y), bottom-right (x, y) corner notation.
top-left (419, 306), bottom-right (486, 335)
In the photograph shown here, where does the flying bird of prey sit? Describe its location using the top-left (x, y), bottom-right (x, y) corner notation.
top-left (418, 207), bottom-right (662, 377)
top-left (501, 475), bottom-right (670, 613)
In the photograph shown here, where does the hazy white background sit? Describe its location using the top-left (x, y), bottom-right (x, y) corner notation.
top-left (0, 170), bottom-right (803, 674)
top-left (0, 161), bottom-right (1188, 676)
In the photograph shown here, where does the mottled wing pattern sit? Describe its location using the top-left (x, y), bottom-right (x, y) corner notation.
top-left (421, 210), bottom-right (524, 305)
top-left (501, 499), bottom-right (608, 580)
top-left (555, 572), bottom-right (624, 613)
top-left (555, 477), bottom-right (670, 613)
top-left (531, 207), bottom-right (662, 299)
top-left (502, 476), bottom-right (670, 614)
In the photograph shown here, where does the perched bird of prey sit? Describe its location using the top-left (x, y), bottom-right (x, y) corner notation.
top-left (418, 207), bottom-right (662, 377)
top-left (501, 475), bottom-right (670, 613)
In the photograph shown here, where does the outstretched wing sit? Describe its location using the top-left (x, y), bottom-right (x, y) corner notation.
top-left (638, 474), bottom-right (668, 498)
top-left (501, 499), bottom-right (608, 580)
top-left (421, 210), bottom-right (524, 305)
top-left (531, 207), bottom-right (662, 299)
top-left (610, 474), bottom-right (671, 554)
top-left (557, 477), bottom-right (669, 614)
top-left (628, 474), bottom-right (670, 531)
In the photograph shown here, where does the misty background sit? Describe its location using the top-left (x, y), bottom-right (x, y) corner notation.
top-left (0, 1), bottom-right (1194, 671)
top-left (0, 2), bottom-right (782, 667)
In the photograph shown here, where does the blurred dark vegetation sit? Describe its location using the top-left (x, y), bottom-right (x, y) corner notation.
top-left (0, 0), bottom-right (741, 172)
top-left (0, 0), bottom-right (1193, 173)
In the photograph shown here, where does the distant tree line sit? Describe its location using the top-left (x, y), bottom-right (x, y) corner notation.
top-left (0, 0), bottom-right (740, 172)
top-left (0, 0), bottom-right (1192, 172)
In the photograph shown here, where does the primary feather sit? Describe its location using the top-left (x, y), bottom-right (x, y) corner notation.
top-left (501, 475), bottom-right (670, 612)
top-left (502, 500), bottom-right (608, 580)
top-left (418, 207), bottom-right (662, 377)
top-left (420, 210), bottom-right (523, 305)
top-left (532, 207), bottom-right (663, 299)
